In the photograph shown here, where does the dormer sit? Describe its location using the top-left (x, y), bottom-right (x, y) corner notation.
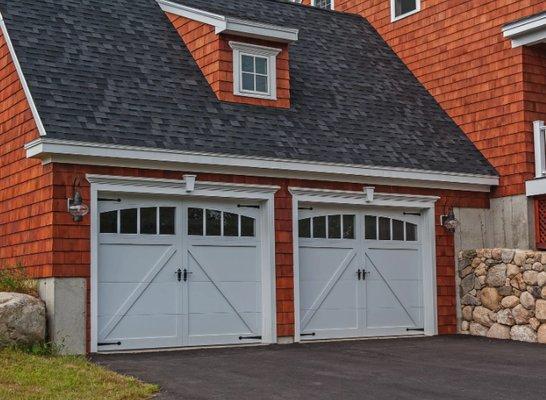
top-left (158, 0), bottom-right (299, 108)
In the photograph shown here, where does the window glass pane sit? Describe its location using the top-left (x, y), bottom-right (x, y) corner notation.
top-left (314, 0), bottom-right (332, 9)
top-left (406, 222), bottom-right (418, 241)
top-left (120, 208), bottom-right (137, 234)
top-left (100, 211), bottom-right (117, 233)
top-left (395, 0), bottom-right (417, 16)
top-left (328, 215), bottom-right (341, 239)
top-left (255, 57), bottom-right (267, 75)
top-left (343, 215), bottom-right (355, 239)
top-left (299, 218), bottom-right (311, 238)
top-left (313, 216), bottom-right (326, 238)
top-left (364, 215), bottom-right (377, 240)
top-left (188, 208), bottom-right (203, 236)
top-left (379, 217), bottom-right (391, 240)
top-left (242, 73), bottom-right (255, 91)
top-left (393, 219), bottom-right (404, 241)
top-left (140, 207), bottom-right (157, 234)
top-left (206, 209), bottom-right (222, 236)
top-left (255, 75), bottom-right (268, 93)
top-left (241, 216), bottom-right (255, 237)
top-left (241, 55), bottom-right (254, 72)
top-left (224, 212), bottom-right (239, 237)
top-left (159, 207), bottom-right (175, 235)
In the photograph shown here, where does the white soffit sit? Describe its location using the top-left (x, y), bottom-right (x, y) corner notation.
top-left (503, 12), bottom-right (546, 47)
top-left (25, 138), bottom-right (499, 192)
top-left (156, 0), bottom-right (299, 43)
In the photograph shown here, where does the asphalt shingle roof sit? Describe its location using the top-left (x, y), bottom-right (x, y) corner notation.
top-left (0, 0), bottom-right (497, 176)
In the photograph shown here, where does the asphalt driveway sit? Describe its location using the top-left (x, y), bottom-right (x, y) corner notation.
top-left (93, 336), bottom-right (546, 400)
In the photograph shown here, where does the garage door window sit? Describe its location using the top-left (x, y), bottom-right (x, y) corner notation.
top-left (364, 215), bottom-right (418, 242)
top-left (188, 208), bottom-right (255, 237)
top-left (99, 207), bottom-right (176, 235)
top-left (299, 214), bottom-right (355, 239)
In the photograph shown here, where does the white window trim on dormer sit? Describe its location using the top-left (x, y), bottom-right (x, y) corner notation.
top-left (311, 0), bottom-right (334, 10)
top-left (230, 42), bottom-right (281, 101)
top-left (390, 0), bottom-right (421, 22)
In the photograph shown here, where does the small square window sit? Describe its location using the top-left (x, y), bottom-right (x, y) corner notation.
top-left (140, 207), bottom-right (157, 235)
top-left (392, 0), bottom-right (420, 20)
top-left (230, 42), bottom-right (280, 100)
top-left (312, 0), bottom-right (334, 10)
top-left (188, 208), bottom-right (203, 236)
top-left (299, 218), bottom-right (311, 238)
top-left (206, 209), bottom-right (222, 236)
top-left (120, 208), bottom-right (137, 234)
top-left (100, 211), bottom-right (118, 234)
top-left (313, 216), bottom-right (326, 238)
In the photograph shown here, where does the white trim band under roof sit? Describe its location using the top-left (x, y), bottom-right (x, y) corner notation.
top-left (25, 138), bottom-right (499, 192)
top-left (503, 12), bottom-right (546, 47)
top-left (0, 12), bottom-right (47, 136)
top-left (156, 0), bottom-right (299, 43)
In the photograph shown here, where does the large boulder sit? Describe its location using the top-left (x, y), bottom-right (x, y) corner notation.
top-left (480, 287), bottom-right (501, 311)
top-left (510, 325), bottom-right (538, 343)
top-left (487, 323), bottom-right (511, 340)
top-left (0, 292), bottom-right (45, 348)
top-left (486, 264), bottom-right (507, 287)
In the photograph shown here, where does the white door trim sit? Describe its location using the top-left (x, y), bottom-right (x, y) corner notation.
top-left (289, 187), bottom-right (439, 342)
top-left (89, 174), bottom-right (278, 352)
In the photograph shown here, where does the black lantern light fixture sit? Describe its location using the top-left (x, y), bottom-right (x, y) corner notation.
top-left (68, 177), bottom-right (89, 222)
top-left (441, 207), bottom-right (459, 233)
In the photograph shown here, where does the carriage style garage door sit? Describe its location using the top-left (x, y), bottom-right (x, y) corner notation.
top-left (96, 196), bottom-right (265, 351)
top-left (298, 206), bottom-right (424, 340)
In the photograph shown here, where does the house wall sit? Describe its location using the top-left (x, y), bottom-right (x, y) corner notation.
top-left (0, 29), bottom-right (53, 277)
top-left (301, 0), bottom-right (545, 198)
top-left (165, 12), bottom-right (291, 108)
top-left (47, 162), bottom-right (489, 351)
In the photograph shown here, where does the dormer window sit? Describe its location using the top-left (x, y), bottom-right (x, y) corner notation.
top-left (230, 42), bottom-right (281, 100)
top-left (312, 0), bottom-right (334, 10)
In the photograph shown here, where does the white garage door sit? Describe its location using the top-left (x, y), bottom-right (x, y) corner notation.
top-left (97, 196), bottom-right (264, 351)
top-left (298, 207), bottom-right (424, 340)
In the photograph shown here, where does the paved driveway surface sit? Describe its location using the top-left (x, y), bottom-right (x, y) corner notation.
top-left (93, 336), bottom-right (546, 400)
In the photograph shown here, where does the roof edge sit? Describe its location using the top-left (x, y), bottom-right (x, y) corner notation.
top-left (0, 12), bottom-right (47, 136)
top-left (503, 11), bottom-right (546, 47)
top-left (25, 138), bottom-right (499, 192)
top-left (157, 0), bottom-right (299, 43)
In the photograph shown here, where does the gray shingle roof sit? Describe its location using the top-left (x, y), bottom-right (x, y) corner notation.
top-left (0, 0), bottom-right (497, 176)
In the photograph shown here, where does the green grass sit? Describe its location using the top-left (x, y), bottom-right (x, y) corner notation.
top-left (0, 348), bottom-right (159, 400)
top-left (0, 265), bottom-right (37, 296)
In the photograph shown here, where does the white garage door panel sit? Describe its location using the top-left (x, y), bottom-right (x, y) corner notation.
top-left (298, 209), bottom-right (425, 340)
top-left (97, 198), bottom-right (267, 351)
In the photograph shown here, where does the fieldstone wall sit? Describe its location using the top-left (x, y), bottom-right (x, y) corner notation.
top-left (458, 249), bottom-right (546, 344)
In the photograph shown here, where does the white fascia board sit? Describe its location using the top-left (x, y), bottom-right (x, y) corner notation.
top-left (526, 178), bottom-right (546, 197)
top-left (156, 0), bottom-right (298, 43)
top-left (503, 12), bottom-right (546, 47)
top-left (26, 138), bottom-right (499, 192)
top-left (0, 13), bottom-right (47, 136)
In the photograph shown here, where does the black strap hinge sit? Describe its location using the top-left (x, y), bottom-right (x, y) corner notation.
top-left (98, 198), bottom-right (122, 202)
top-left (403, 212), bottom-right (421, 216)
top-left (237, 205), bottom-right (260, 209)
top-left (300, 332), bottom-right (316, 337)
top-left (406, 328), bottom-right (424, 332)
top-left (97, 342), bottom-right (122, 346)
top-left (239, 335), bottom-right (262, 340)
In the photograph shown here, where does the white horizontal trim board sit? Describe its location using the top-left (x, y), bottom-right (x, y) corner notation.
top-left (503, 12), bottom-right (546, 47)
top-left (0, 13), bottom-right (47, 136)
top-left (26, 138), bottom-right (498, 192)
top-left (156, 0), bottom-right (299, 43)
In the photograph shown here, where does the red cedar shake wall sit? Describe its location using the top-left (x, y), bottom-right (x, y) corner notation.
top-left (165, 12), bottom-right (291, 108)
top-left (52, 163), bottom-right (489, 341)
top-left (0, 29), bottom-right (53, 277)
top-left (301, 0), bottom-right (545, 197)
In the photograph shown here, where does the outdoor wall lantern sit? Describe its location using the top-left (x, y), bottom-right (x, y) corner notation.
top-left (441, 209), bottom-right (460, 233)
top-left (67, 177), bottom-right (89, 222)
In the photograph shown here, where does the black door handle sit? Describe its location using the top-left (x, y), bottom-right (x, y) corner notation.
top-left (176, 268), bottom-right (182, 282)
top-left (183, 269), bottom-right (188, 282)
top-left (362, 270), bottom-right (368, 281)
top-left (357, 269), bottom-right (362, 280)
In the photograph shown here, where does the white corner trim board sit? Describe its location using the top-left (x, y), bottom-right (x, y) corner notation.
top-left (25, 138), bottom-right (499, 192)
top-left (503, 12), bottom-right (546, 47)
top-left (156, 0), bottom-right (299, 43)
top-left (0, 12), bottom-right (47, 136)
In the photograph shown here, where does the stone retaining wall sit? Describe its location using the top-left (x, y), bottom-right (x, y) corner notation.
top-left (458, 249), bottom-right (546, 343)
